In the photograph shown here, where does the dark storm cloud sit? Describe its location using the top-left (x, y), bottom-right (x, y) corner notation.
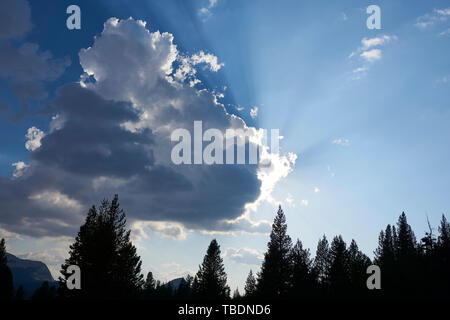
top-left (0, 0), bottom-right (70, 121)
top-left (32, 84), bottom-right (155, 178)
top-left (0, 42), bottom-right (70, 82)
top-left (0, 82), bottom-right (260, 237)
top-left (0, 17), bottom-right (290, 239)
top-left (0, 0), bottom-right (32, 39)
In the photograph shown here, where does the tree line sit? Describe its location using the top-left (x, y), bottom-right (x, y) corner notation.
top-left (1, 195), bottom-right (450, 300)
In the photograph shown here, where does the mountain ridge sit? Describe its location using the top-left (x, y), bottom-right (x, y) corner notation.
top-left (6, 252), bottom-right (55, 297)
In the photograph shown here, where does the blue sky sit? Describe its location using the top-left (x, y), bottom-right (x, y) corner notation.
top-left (1, 0), bottom-right (450, 292)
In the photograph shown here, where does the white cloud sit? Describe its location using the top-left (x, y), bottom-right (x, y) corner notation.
top-left (12, 161), bottom-right (29, 178)
top-left (28, 191), bottom-right (83, 213)
top-left (224, 247), bottom-right (263, 266)
top-left (190, 51), bottom-right (224, 72)
top-left (25, 126), bottom-right (45, 151)
top-left (199, 0), bottom-right (219, 22)
top-left (416, 8), bottom-right (450, 30)
top-left (360, 49), bottom-right (382, 62)
top-left (327, 164), bottom-right (335, 178)
top-left (332, 137), bottom-right (350, 147)
top-left (436, 8), bottom-right (450, 16)
top-left (361, 35), bottom-right (395, 50)
top-left (286, 193), bottom-right (295, 207)
top-left (172, 51), bottom-right (223, 86)
top-left (0, 227), bottom-right (23, 240)
top-left (300, 199), bottom-right (309, 207)
top-left (353, 67), bottom-right (367, 73)
top-left (349, 35), bottom-right (396, 61)
top-left (151, 262), bottom-right (194, 283)
top-left (439, 28), bottom-right (450, 36)
top-left (314, 187), bottom-right (320, 193)
top-left (349, 35), bottom-right (396, 80)
top-left (253, 151), bottom-right (297, 207)
top-left (132, 221), bottom-right (187, 241)
top-left (436, 75), bottom-right (450, 84)
top-left (250, 106), bottom-right (258, 119)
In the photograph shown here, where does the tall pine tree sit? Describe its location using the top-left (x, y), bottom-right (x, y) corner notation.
top-left (60, 195), bottom-right (144, 299)
top-left (327, 235), bottom-right (349, 295)
top-left (393, 212), bottom-right (418, 296)
top-left (374, 225), bottom-right (396, 266)
top-left (396, 212), bottom-right (417, 258)
top-left (257, 205), bottom-right (292, 298)
top-left (244, 270), bottom-right (256, 298)
top-left (438, 214), bottom-right (450, 256)
top-left (195, 239), bottom-right (230, 299)
top-left (289, 239), bottom-right (316, 297)
top-left (313, 235), bottom-right (330, 288)
top-left (347, 239), bottom-right (371, 294)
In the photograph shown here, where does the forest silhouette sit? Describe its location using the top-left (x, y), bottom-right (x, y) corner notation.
top-left (1, 194), bottom-right (450, 300)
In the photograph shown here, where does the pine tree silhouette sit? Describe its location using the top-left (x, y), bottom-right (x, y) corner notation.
top-left (313, 235), bottom-right (330, 291)
top-left (394, 212), bottom-right (418, 295)
top-left (143, 271), bottom-right (156, 299)
top-left (327, 236), bottom-right (349, 295)
top-left (257, 205), bottom-right (292, 298)
top-left (396, 212), bottom-right (417, 258)
top-left (374, 225), bottom-right (396, 266)
top-left (232, 287), bottom-right (241, 300)
top-left (60, 195), bottom-right (144, 299)
top-left (0, 238), bottom-right (14, 301)
top-left (347, 239), bottom-right (371, 295)
top-left (289, 239), bottom-right (316, 297)
top-left (374, 224), bottom-right (397, 294)
top-left (244, 270), bottom-right (256, 298)
top-left (195, 239), bottom-right (230, 300)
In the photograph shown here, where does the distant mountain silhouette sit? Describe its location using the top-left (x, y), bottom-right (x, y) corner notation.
top-left (165, 277), bottom-right (184, 290)
top-left (6, 252), bottom-right (55, 297)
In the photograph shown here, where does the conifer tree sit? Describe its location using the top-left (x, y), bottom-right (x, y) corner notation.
top-left (374, 225), bottom-right (396, 266)
top-left (143, 271), bottom-right (156, 298)
top-left (438, 214), bottom-right (450, 254)
top-left (257, 206), bottom-right (292, 298)
top-left (0, 238), bottom-right (14, 300)
top-left (195, 239), bottom-right (230, 299)
top-left (289, 239), bottom-right (315, 297)
top-left (313, 235), bottom-right (330, 286)
top-left (395, 212), bottom-right (417, 258)
top-left (191, 275), bottom-right (199, 296)
top-left (144, 271), bottom-right (156, 291)
top-left (244, 270), bottom-right (256, 298)
top-left (232, 287), bottom-right (241, 300)
top-left (393, 212), bottom-right (418, 295)
top-left (60, 195), bottom-right (144, 299)
top-left (327, 235), bottom-right (349, 294)
top-left (347, 239), bottom-right (371, 294)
